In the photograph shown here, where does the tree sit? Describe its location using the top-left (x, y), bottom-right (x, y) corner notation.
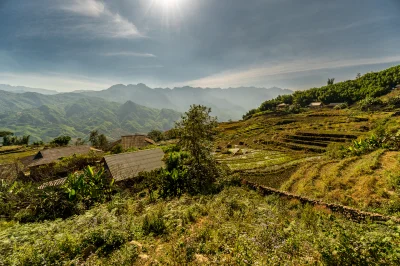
top-left (356, 73), bottom-right (361, 79)
top-left (89, 130), bottom-right (108, 150)
top-left (75, 138), bottom-right (86, 146)
top-left (175, 105), bottom-right (221, 194)
top-left (0, 131), bottom-right (13, 138)
top-left (148, 129), bottom-right (164, 142)
top-left (3, 135), bottom-right (30, 146)
top-left (327, 78), bottom-right (335, 85)
top-left (50, 136), bottom-right (71, 146)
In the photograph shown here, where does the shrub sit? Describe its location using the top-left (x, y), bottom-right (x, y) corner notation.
top-left (142, 209), bottom-right (167, 236)
top-left (50, 135), bottom-right (71, 146)
top-left (111, 144), bottom-right (123, 154)
top-left (358, 96), bottom-right (383, 111)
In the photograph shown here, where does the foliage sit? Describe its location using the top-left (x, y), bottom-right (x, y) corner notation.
top-left (2, 187), bottom-right (400, 265)
top-left (0, 131), bottom-right (13, 137)
top-left (327, 78), bottom-right (335, 85)
top-left (358, 96), bottom-right (383, 111)
top-left (63, 166), bottom-right (114, 205)
top-left (148, 129), bottom-right (164, 142)
top-left (159, 151), bottom-right (189, 198)
top-left (245, 65), bottom-right (400, 117)
top-left (110, 143), bottom-right (123, 154)
top-left (50, 135), bottom-right (71, 146)
top-left (333, 102), bottom-right (349, 110)
top-left (89, 130), bottom-right (109, 150)
top-left (2, 135), bottom-right (30, 146)
top-left (175, 105), bottom-right (222, 194)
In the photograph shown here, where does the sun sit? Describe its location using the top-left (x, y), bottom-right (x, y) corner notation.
top-left (151, 0), bottom-right (186, 12)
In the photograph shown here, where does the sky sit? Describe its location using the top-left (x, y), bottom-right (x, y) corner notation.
top-left (0, 0), bottom-right (399, 92)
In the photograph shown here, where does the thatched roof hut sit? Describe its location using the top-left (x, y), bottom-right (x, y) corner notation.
top-left (120, 135), bottom-right (156, 150)
top-left (29, 146), bottom-right (92, 167)
top-left (102, 148), bottom-right (164, 182)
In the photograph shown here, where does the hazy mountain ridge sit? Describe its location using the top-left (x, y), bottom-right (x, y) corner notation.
top-left (0, 91), bottom-right (180, 142)
top-left (0, 84), bottom-right (58, 95)
top-left (81, 84), bottom-right (293, 120)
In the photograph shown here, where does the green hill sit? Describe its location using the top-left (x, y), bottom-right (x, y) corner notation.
top-left (0, 94), bottom-right (181, 142)
top-left (245, 65), bottom-right (400, 118)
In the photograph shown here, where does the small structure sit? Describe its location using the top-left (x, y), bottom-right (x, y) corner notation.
top-left (119, 135), bottom-right (156, 150)
top-left (102, 148), bottom-right (164, 182)
top-left (277, 103), bottom-right (289, 109)
top-left (29, 146), bottom-right (92, 168)
top-left (326, 103), bottom-right (345, 108)
top-left (309, 102), bottom-right (324, 108)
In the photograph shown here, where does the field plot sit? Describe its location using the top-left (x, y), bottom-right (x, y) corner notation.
top-left (216, 149), bottom-right (301, 171)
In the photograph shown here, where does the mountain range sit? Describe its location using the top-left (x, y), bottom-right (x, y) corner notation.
top-left (0, 84), bottom-right (292, 142)
top-left (80, 84), bottom-right (292, 121)
top-left (0, 91), bottom-right (180, 142)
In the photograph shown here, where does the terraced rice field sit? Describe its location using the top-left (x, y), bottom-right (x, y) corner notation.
top-left (280, 149), bottom-right (400, 215)
top-left (216, 149), bottom-right (297, 171)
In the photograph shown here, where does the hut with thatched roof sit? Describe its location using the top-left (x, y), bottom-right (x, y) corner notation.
top-left (102, 148), bottom-right (164, 182)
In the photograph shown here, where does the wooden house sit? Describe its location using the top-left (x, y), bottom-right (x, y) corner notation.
top-left (29, 146), bottom-right (92, 168)
top-left (277, 103), bottom-right (289, 109)
top-left (308, 102), bottom-right (324, 108)
top-left (113, 135), bottom-right (156, 150)
top-left (102, 148), bottom-right (164, 182)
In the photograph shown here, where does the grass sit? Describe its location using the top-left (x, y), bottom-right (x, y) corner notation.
top-left (0, 149), bottom-right (39, 164)
top-left (216, 149), bottom-right (297, 171)
top-left (1, 186), bottom-right (400, 265)
top-left (280, 149), bottom-right (400, 215)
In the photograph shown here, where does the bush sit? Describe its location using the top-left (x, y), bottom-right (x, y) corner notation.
top-left (142, 209), bottom-right (167, 236)
top-left (358, 96), bottom-right (383, 111)
top-left (50, 135), bottom-right (71, 146)
top-left (111, 144), bottom-right (123, 154)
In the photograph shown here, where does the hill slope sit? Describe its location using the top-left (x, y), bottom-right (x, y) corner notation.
top-left (0, 92), bottom-right (181, 142)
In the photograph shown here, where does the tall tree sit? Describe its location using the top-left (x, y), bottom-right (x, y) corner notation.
top-left (175, 105), bottom-right (221, 194)
top-left (327, 78), bottom-right (335, 85)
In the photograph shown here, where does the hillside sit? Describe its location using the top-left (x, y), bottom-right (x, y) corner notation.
top-left (2, 186), bottom-right (399, 265)
top-left (245, 65), bottom-right (400, 118)
top-left (81, 84), bottom-right (292, 121)
top-left (0, 92), bottom-right (181, 142)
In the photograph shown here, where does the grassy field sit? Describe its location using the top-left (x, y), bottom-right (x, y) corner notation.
top-left (214, 107), bottom-right (400, 216)
top-left (0, 148), bottom-right (39, 164)
top-left (2, 186), bottom-right (400, 265)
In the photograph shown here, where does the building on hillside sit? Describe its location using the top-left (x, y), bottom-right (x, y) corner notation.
top-left (326, 103), bottom-right (345, 108)
top-left (277, 103), bottom-right (289, 109)
top-left (308, 102), bottom-right (324, 108)
top-left (119, 134), bottom-right (156, 150)
top-left (28, 145), bottom-right (92, 168)
top-left (102, 148), bottom-right (164, 182)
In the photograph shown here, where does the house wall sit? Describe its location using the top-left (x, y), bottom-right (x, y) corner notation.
top-left (121, 135), bottom-right (150, 150)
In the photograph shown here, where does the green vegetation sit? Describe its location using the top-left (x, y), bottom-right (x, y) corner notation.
top-left (245, 65), bottom-right (400, 118)
top-left (50, 135), bottom-right (71, 146)
top-left (2, 186), bottom-right (400, 265)
top-left (2, 134), bottom-right (30, 146)
top-left (0, 96), bottom-right (181, 143)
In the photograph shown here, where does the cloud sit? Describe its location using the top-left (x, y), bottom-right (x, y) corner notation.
top-left (102, 52), bottom-right (156, 57)
top-left (182, 55), bottom-right (400, 88)
top-left (60, 0), bottom-right (105, 17)
top-left (0, 72), bottom-right (114, 92)
top-left (57, 0), bottom-right (142, 38)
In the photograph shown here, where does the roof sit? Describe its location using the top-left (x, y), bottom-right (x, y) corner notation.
top-left (38, 177), bottom-right (67, 189)
top-left (29, 145), bottom-right (92, 167)
top-left (121, 135), bottom-right (156, 149)
top-left (103, 148), bottom-right (164, 182)
top-left (309, 102), bottom-right (323, 106)
top-left (277, 103), bottom-right (289, 107)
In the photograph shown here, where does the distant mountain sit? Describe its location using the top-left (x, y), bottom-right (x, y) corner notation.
top-left (0, 84), bottom-right (58, 95)
top-left (0, 91), bottom-right (180, 142)
top-left (81, 84), bottom-right (292, 121)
